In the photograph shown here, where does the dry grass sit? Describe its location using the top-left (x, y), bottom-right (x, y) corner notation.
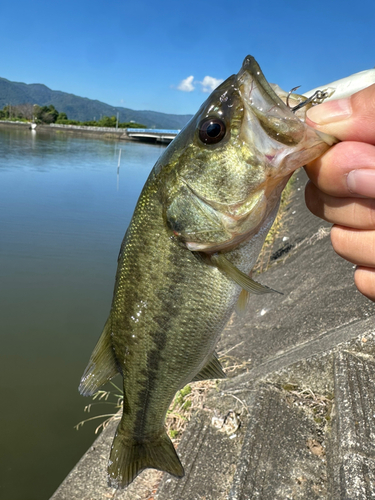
top-left (75, 382), bottom-right (124, 434)
top-left (165, 380), bottom-right (217, 444)
top-left (281, 383), bottom-right (334, 429)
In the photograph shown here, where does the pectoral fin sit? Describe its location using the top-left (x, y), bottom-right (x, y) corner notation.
top-left (79, 318), bottom-right (119, 397)
top-left (192, 352), bottom-right (226, 382)
top-left (211, 253), bottom-right (282, 295)
top-left (235, 289), bottom-right (251, 317)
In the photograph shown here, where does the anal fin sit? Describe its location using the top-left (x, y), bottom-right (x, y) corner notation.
top-left (79, 317), bottom-right (118, 397)
top-left (192, 352), bottom-right (226, 382)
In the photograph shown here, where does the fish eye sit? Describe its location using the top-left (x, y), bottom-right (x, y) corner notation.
top-left (198, 117), bottom-right (226, 145)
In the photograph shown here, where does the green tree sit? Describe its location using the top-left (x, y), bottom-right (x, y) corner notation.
top-left (119, 121), bottom-right (147, 128)
top-left (98, 115), bottom-right (117, 127)
top-left (57, 112), bottom-right (68, 122)
top-left (1, 105), bottom-right (10, 119)
top-left (34, 105), bottom-right (59, 124)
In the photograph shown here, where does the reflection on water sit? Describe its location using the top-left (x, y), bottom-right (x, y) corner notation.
top-left (0, 127), bottom-right (165, 499)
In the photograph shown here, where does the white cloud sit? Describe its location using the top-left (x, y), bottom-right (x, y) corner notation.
top-left (199, 76), bottom-right (224, 93)
top-left (176, 75), bottom-right (224, 93)
top-left (177, 75), bottom-right (195, 92)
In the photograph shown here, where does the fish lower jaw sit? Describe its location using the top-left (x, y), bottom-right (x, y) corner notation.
top-left (185, 241), bottom-right (213, 251)
top-left (185, 237), bottom-right (244, 253)
top-left (184, 226), bottom-right (265, 253)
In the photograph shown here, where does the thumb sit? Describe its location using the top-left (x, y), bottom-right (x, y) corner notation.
top-left (306, 84), bottom-right (375, 144)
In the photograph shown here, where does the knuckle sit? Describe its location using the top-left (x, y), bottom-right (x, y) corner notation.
top-left (330, 225), bottom-right (347, 256)
top-left (367, 200), bottom-right (375, 228)
top-left (305, 182), bottom-right (322, 216)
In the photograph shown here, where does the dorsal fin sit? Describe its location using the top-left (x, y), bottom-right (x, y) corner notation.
top-left (79, 318), bottom-right (119, 397)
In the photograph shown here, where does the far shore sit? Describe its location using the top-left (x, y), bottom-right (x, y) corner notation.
top-left (0, 120), bottom-right (136, 141)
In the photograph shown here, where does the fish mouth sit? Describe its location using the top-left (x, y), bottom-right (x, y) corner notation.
top-left (236, 55), bottom-right (307, 149)
top-left (237, 55), bottom-right (337, 149)
top-left (238, 56), bottom-right (287, 110)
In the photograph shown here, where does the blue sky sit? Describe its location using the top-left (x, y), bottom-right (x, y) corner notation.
top-left (1, 0), bottom-right (375, 116)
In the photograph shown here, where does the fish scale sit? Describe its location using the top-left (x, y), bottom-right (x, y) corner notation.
top-left (104, 172), bottom-right (239, 486)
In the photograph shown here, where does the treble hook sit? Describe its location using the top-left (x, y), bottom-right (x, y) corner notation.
top-left (286, 86), bottom-right (302, 109)
top-left (290, 89), bottom-right (329, 113)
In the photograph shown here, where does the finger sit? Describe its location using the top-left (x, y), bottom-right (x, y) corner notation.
top-left (331, 225), bottom-right (375, 268)
top-left (306, 84), bottom-right (375, 144)
top-left (354, 267), bottom-right (375, 301)
top-left (305, 181), bottom-right (375, 229)
top-left (305, 141), bottom-right (375, 198)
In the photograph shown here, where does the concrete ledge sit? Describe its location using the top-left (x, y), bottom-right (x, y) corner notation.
top-left (0, 120), bottom-right (30, 127)
top-left (0, 121), bottom-right (133, 140)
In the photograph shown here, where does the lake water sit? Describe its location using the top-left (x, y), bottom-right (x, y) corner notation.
top-left (0, 127), bottom-right (165, 500)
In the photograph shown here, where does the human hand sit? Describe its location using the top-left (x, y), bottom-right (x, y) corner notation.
top-left (304, 84), bottom-right (375, 301)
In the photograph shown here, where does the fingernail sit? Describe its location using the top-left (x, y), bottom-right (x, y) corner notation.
top-left (306, 98), bottom-right (352, 125)
top-left (347, 169), bottom-right (375, 197)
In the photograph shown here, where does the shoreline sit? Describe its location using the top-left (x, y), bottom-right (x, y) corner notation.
top-left (0, 120), bottom-right (135, 141)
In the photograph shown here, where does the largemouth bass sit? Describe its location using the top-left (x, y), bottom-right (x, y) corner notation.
top-left (79, 55), bottom-right (336, 488)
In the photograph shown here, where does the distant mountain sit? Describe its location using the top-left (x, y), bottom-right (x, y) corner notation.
top-left (0, 77), bottom-right (193, 129)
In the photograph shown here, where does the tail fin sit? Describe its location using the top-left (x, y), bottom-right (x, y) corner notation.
top-left (108, 426), bottom-right (184, 488)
